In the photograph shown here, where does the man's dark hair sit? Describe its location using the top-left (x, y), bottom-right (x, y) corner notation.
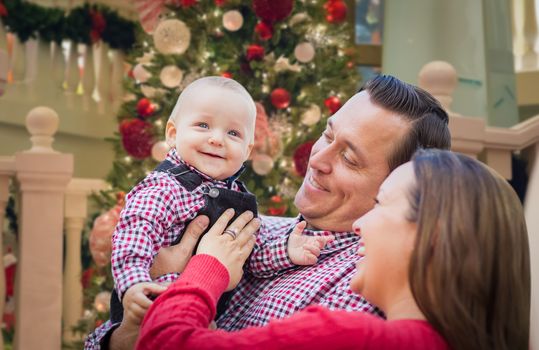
top-left (360, 75), bottom-right (451, 171)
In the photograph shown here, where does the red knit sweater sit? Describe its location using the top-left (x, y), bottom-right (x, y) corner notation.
top-left (136, 255), bottom-right (449, 350)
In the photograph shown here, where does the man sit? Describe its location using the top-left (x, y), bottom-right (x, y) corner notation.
top-left (85, 75), bottom-right (451, 349)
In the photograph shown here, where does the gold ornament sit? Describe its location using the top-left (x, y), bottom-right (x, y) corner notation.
top-left (153, 19), bottom-right (191, 55)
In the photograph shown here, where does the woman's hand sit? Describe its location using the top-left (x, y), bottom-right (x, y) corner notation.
top-left (197, 209), bottom-right (260, 291)
top-left (149, 215), bottom-right (210, 279)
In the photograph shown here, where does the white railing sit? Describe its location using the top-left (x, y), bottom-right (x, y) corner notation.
top-left (419, 61), bottom-right (539, 349)
top-left (512, 0), bottom-right (539, 71)
top-left (0, 106), bottom-right (106, 349)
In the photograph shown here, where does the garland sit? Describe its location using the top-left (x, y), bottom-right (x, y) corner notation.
top-left (0, 0), bottom-right (137, 52)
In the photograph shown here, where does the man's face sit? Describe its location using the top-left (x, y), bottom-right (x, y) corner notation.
top-left (294, 91), bottom-right (410, 232)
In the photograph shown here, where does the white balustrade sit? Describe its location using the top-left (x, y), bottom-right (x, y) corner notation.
top-left (511, 0), bottom-right (539, 70)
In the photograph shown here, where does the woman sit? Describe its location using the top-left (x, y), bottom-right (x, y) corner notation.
top-left (136, 150), bottom-right (530, 350)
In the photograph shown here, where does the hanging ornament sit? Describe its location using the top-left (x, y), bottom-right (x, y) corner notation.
top-left (252, 153), bottom-right (275, 175)
top-left (133, 63), bottom-right (151, 83)
top-left (134, 0), bottom-right (166, 34)
top-left (246, 44), bottom-right (265, 61)
top-left (153, 19), bottom-right (191, 55)
top-left (325, 0), bottom-right (347, 24)
top-left (293, 141), bottom-right (315, 177)
top-left (136, 51), bottom-right (155, 65)
top-left (268, 195), bottom-right (287, 216)
top-left (222, 10), bottom-right (244, 31)
top-left (94, 291), bottom-right (112, 313)
top-left (301, 104), bottom-right (322, 126)
top-left (215, 0), bottom-right (226, 6)
top-left (159, 65), bottom-right (183, 88)
top-left (120, 119), bottom-right (154, 159)
top-left (180, 0), bottom-right (197, 6)
top-left (274, 56), bottom-right (302, 73)
top-left (289, 12), bottom-right (310, 26)
top-left (151, 141), bottom-right (170, 161)
top-left (324, 96), bottom-right (342, 114)
top-left (252, 0), bottom-right (294, 23)
top-left (294, 42), bottom-right (315, 63)
top-left (136, 98), bottom-right (157, 118)
top-left (251, 102), bottom-right (281, 160)
top-left (221, 71), bottom-right (233, 78)
top-left (271, 88), bottom-right (291, 109)
top-left (88, 208), bottom-right (121, 267)
top-left (255, 22), bottom-right (273, 41)
top-left (90, 9), bottom-right (106, 43)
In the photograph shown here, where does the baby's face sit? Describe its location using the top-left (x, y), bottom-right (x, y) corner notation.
top-left (167, 85), bottom-right (254, 180)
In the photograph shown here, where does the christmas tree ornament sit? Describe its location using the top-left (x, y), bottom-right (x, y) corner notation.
top-left (133, 63), bottom-right (151, 83)
top-left (159, 65), bottom-right (184, 88)
top-left (274, 56), bottom-right (302, 72)
top-left (136, 98), bottom-right (156, 118)
top-left (94, 291), bottom-right (112, 313)
top-left (180, 0), bottom-right (197, 6)
top-left (325, 0), bottom-right (347, 24)
top-left (222, 10), bottom-right (243, 31)
top-left (251, 103), bottom-right (281, 159)
top-left (151, 141), bottom-right (170, 161)
top-left (301, 104), bottom-right (321, 126)
top-left (246, 44), bottom-right (265, 61)
top-left (270, 88), bottom-right (291, 109)
top-left (255, 22), bottom-right (273, 41)
top-left (136, 51), bottom-right (155, 65)
top-left (293, 141), bottom-right (314, 177)
top-left (221, 71), bottom-right (233, 78)
top-left (153, 19), bottom-right (191, 55)
top-left (252, 0), bottom-right (294, 23)
top-left (134, 0), bottom-right (166, 33)
top-left (89, 208), bottom-right (121, 267)
top-left (252, 153), bottom-right (274, 175)
top-left (289, 12), bottom-right (310, 26)
top-left (141, 85), bottom-right (165, 98)
top-left (324, 95), bottom-right (342, 114)
top-left (120, 119), bottom-right (154, 159)
top-left (294, 42), bottom-right (315, 63)
top-left (215, 0), bottom-right (226, 6)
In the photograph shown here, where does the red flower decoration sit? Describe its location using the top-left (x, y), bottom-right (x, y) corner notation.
top-left (246, 44), bottom-right (265, 61)
top-left (255, 22), bottom-right (273, 41)
top-left (136, 98), bottom-right (156, 118)
top-left (214, 0), bottom-right (226, 5)
top-left (324, 96), bottom-right (342, 115)
top-left (0, 1), bottom-right (8, 17)
top-left (90, 10), bottom-right (106, 43)
top-left (270, 88), bottom-right (291, 109)
top-left (181, 0), bottom-right (197, 6)
top-left (119, 119), bottom-right (154, 159)
top-left (268, 206), bottom-right (287, 216)
top-left (293, 141), bottom-right (315, 177)
top-left (325, 0), bottom-right (347, 23)
top-left (252, 0), bottom-right (294, 23)
top-left (81, 268), bottom-right (95, 289)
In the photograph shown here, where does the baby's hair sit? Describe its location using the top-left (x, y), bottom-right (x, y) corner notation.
top-left (168, 76), bottom-right (257, 140)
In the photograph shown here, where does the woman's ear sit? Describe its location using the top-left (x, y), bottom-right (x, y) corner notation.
top-left (165, 120), bottom-right (177, 148)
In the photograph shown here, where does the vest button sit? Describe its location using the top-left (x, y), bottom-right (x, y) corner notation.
top-left (208, 188), bottom-right (220, 198)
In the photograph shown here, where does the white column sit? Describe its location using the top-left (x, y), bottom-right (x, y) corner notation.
top-left (525, 143), bottom-right (539, 350)
top-left (513, 0), bottom-right (528, 70)
top-left (0, 156), bottom-right (15, 350)
top-left (13, 107), bottom-right (73, 350)
top-left (63, 178), bottom-right (108, 342)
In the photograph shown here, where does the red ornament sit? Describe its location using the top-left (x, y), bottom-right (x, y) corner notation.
top-left (90, 10), bottom-right (106, 43)
top-left (293, 141), bottom-right (315, 177)
top-left (136, 98), bottom-right (156, 118)
top-left (324, 96), bottom-right (342, 114)
top-left (246, 44), bottom-right (265, 61)
top-left (81, 268), bottom-right (95, 289)
top-left (271, 88), bottom-right (291, 109)
top-left (181, 0), bottom-right (197, 6)
top-left (214, 0), bottom-right (226, 5)
top-left (0, 1), bottom-right (8, 17)
top-left (347, 61), bottom-right (355, 69)
top-left (268, 206), bottom-right (287, 216)
top-left (270, 195), bottom-right (283, 203)
top-left (119, 119), bottom-right (154, 159)
top-left (255, 22), bottom-right (273, 41)
top-left (325, 0), bottom-right (347, 23)
top-left (252, 0), bottom-right (294, 23)
top-left (221, 71), bottom-right (233, 78)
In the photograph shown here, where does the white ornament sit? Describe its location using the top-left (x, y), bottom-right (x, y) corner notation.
top-left (252, 154), bottom-right (274, 175)
top-left (274, 56), bottom-right (302, 73)
top-left (160, 65), bottom-right (184, 88)
top-left (289, 13), bottom-right (310, 26)
top-left (222, 10), bottom-right (244, 32)
top-left (153, 19), bottom-right (191, 55)
top-left (301, 104), bottom-right (322, 126)
top-left (141, 85), bottom-right (166, 98)
top-left (152, 141), bottom-right (171, 161)
top-left (133, 63), bottom-right (151, 83)
top-left (94, 291), bottom-right (112, 313)
top-left (136, 51), bottom-right (155, 65)
top-left (294, 42), bottom-right (315, 63)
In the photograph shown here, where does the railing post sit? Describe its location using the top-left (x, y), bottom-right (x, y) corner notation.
top-left (63, 178), bottom-right (108, 342)
top-left (525, 143), bottom-right (539, 350)
top-left (0, 156), bottom-right (15, 350)
top-left (13, 107), bottom-right (73, 350)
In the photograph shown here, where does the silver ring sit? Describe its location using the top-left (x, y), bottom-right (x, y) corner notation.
top-left (223, 228), bottom-right (238, 240)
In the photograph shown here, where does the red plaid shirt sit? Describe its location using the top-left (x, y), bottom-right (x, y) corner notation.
top-left (217, 215), bottom-right (383, 330)
top-left (111, 148), bottom-right (243, 298)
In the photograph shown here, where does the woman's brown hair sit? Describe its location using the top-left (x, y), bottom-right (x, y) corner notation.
top-left (407, 150), bottom-right (530, 350)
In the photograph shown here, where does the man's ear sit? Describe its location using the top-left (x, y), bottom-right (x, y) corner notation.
top-left (165, 120), bottom-right (177, 148)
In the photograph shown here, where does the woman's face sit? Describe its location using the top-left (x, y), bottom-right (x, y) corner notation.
top-left (349, 162), bottom-right (418, 310)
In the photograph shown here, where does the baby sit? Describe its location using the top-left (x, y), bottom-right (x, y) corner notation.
top-left (108, 76), bottom-right (333, 326)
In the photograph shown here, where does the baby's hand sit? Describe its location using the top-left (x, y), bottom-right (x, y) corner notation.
top-left (287, 221), bottom-right (335, 266)
top-left (122, 282), bottom-right (167, 325)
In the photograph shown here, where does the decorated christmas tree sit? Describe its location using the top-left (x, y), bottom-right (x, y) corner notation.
top-left (78, 0), bottom-right (360, 343)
